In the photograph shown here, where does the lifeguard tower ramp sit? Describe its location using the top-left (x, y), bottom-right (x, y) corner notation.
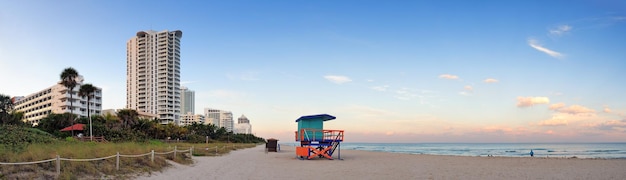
top-left (294, 114), bottom-right (344, 160)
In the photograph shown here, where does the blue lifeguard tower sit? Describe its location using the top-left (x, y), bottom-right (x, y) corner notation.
top-left (294, 114), bottom-right (344, 160)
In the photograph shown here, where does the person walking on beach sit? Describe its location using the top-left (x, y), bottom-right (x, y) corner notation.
top-left (530, 149), bottom-right (534, 157)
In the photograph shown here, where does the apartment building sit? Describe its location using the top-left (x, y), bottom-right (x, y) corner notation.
top-left (13, 76), bottom-right (102, 125)
top-left (180, 112), bottom-right (205, 126)
top-left (204, 108), bottom-right (233, 132)
top-left (126, 30), bottom-right (183, 124)
top-left (180, 86), bottom-right (194, 114)
top-left (234, 114), bottom-right (252, 134)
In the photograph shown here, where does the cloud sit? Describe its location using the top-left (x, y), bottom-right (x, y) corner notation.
top-left (344, 105), bottom-right (391, 117)
top-left (603, 106), bottom-right (612, 113)
top-left (394, 88), bottom-right (418, 100)
top-left (549, 103), bottom-right (566, 110)
top-left (370, 85), bottom-right (389, 92)
top-left (483, 78), bottom-right (499, 83)
top-left (528, 38), bottom-right (564, 58)
top-left (538, 116), bottom-right (568, 126)
top-left (439, 74), bottom-right (459, 80)
top-left (517, 97), bottom-right (550, 107)
top-left (553, 105), bottom-right (596, 115)
top-left (464, 85), bottom-right (473, 91)
top-left (323, 75), bottom-right (352, 84)
top-left (549, 25), bottom-right (572, 36)
top-left (596, 119), bottom-right (626, 130)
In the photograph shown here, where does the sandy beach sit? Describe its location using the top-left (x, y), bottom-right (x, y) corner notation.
top-left (137, 145), bottom-right (626, 180)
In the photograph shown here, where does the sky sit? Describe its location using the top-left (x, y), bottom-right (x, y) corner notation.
top-left (1, 0), bottom-right (625, 143)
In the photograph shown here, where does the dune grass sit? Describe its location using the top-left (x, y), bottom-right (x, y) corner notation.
top-left (0, 140), bottom-right (260, 179)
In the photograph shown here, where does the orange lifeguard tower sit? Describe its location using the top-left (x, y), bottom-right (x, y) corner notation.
top-left (294, 114), bottom-right (344, 160)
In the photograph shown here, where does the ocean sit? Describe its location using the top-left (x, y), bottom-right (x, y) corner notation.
top-left (334, 143), bottom-right (626, 159)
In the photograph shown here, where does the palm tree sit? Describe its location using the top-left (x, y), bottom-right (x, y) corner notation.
top-left (78, 83), bottom-right (97, 141)
top-left (117, 109), bottom-right (139, 129)
top-left (60, 67), bottom-right (79, 136)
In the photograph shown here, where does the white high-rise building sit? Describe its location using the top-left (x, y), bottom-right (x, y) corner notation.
top-left (234, 114), bottom-right (252, 134)
top-left (180, 86), bottom-right (194, 114)
top-left (13, 76), bottom-right (102, 125)
top-left (204, 108), bottom-right (234, 132)
top-left (126, 30), bottom-right (183, 124)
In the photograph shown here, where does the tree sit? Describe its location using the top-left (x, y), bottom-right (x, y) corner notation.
top-left (0, 94), bottom-right (25, 126)
top-left (36, 113), bottom-right (75, 137)
top-left (117, 109), bottom-right (139, 129)
top-left (78, 83), bottom-right (97, 140)
top-left (0, 94), bottom-right (12, 113)
top-left (60, 67), bottom-right (79, 136)
top-left (0, 94), bottom-right (13, 123)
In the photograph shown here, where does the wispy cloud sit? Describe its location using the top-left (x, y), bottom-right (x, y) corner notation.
top-left (517, 96), bottom-right (550, 107)
top-left (439, 74), bottom-right (459, 80)
top-left (603, 106), bottom-right (612, 113)
top-left (538, 116), bottom-right (568, 126)
top-left (395, 88), bottom-right (418, 100)
top-left (459, 85), bottom-right (473, 96)
top-left (344, 105), bottom-right (392, 118)
top-left (323, 75), bottom-right (352, 84)
top-left (549, 102), bottom-right (566, 110)
top-left (464, 85), bottom-right (473, 91)
top-left (549, 25), bottom-right (572, 36)
top-left (596, 119), bottom-right (626, 130)
top-left (483, 78), bottom-right (499, 83)
top-left (550, 104), bottom-right (596, 115)
top-left (370, 85), bottom-right (389, 92)
top-left (528, 38), bottom-right (564, 58)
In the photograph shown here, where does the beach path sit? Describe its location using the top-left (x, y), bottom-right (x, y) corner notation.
top-left (137, 144), bottom-right (626, 180)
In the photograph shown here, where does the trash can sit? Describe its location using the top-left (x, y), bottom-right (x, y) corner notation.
top-left (266, 138), bottom-right (278, 152)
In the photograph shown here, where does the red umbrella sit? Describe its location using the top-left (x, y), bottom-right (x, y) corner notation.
top-left (60, 124), bottom-right (86, 131)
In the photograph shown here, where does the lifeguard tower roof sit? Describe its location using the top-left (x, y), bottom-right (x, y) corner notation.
top-left (295, 114), bottom-right (336, 122)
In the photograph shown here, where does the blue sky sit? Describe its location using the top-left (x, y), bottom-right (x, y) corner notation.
top-left (1, 0), bottom-right (625, 142)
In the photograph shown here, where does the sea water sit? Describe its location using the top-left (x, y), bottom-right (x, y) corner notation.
top-left (335, 143), bottom-right (626, 159)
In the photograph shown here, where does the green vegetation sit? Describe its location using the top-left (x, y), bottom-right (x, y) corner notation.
top-left (1, 67), bottom-right (267, 179)
top-left (0, 125), bottom-right (58, 152)
top-left (0, 139), bottom-right (259, 179)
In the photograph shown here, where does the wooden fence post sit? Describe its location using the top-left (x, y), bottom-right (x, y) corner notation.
top-left (151, 150), bottom-right (154, 163)
top-left (174, 146), bottom-right (177, 159)
top-left (56, 155), bottom-right (60, 177)
top-left (116, 152), bottom-right (120, 170)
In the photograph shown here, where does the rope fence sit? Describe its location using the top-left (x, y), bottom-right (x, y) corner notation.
top-left (0, 146), bottom-right (193, 178)
top-left (0, 144), bottom-right (252, 178)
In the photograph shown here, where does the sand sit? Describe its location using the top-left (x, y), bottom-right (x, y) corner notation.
top-left (136, 145), bottom-right (626, 180)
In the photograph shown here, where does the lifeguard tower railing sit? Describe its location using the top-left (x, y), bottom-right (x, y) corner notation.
top-left (295, 128), bottom-right (344, 143)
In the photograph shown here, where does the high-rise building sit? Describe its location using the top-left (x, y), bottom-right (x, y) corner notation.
top-left (204, 108), bottom-right (221, 127)
top-left (13, 76), bottom-right (102, 125)
top-left (126, 30), bottom-right (183, 124)
top-left (204, 108), bottom-right (234, 132)
top-left (235, 114), bottom-right (252, 134)
top-left (180, 86), bottom-right (194, 114)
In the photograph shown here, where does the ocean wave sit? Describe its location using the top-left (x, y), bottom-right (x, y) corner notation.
top-left (586, 150), bottom-right (621, 153)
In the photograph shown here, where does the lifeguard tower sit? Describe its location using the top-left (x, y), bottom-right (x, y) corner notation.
top-left (294, 114), bottom-right (344, 160)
